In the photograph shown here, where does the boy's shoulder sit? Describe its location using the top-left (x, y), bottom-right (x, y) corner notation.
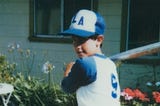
top-left (76, 56), bottom-right (95, 67)
top-left (75, 54), bottom-right (109, 67)
top-left (78, 54), bottom-right (107, 61)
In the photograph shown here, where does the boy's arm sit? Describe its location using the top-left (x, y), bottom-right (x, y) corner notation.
top-left (64, 62), bottom-right (75, 77)
top-left (61, 61), bottom-right (81, 93)
top-left (61, 58), bottom-right (97, 93)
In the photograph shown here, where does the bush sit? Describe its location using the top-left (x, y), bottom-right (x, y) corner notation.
top-left (0, 54), bottom-right (77, 106)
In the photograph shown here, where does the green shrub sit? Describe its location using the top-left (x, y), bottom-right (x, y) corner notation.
top-left (0, 54), bottom-right (77, 106)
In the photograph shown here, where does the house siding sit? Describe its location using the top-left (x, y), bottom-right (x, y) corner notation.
top-left (0, 0), bottom-right (159, 91)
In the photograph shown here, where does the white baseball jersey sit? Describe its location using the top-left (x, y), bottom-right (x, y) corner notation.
top-left (61, 54), bottom-right (120, 106)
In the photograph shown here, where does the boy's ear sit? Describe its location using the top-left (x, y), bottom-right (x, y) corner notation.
top-left (96, 35), bottom-right (104, 48)
top-left (97, 35), bottom-right (104, 42)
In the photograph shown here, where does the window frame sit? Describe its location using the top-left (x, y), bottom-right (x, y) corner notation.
top-left (28, 0), bottom-right (98, 43)
top-left (121, 0), bottom-right (160, 65)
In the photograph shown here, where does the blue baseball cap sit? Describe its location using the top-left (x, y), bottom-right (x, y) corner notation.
top-left (59, 9), bottom-right (106, 37)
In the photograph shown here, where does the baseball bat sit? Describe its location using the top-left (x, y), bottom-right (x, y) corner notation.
top-left (109, 42), bottom-right (160, 62)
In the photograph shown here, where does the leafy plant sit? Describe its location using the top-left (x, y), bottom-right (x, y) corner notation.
top-left (10, 73), bottom-right (77, 106)
top-left (0, 50), bottom-right (77, 106)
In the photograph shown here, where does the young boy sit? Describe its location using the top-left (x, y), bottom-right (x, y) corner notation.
top-left (60, 9), bottom-right (120, 106)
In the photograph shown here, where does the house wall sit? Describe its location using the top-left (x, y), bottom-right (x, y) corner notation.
top-left (0, 0), bottom-right (76, 83)
top-left (0, 0), bottom-right (159, 91)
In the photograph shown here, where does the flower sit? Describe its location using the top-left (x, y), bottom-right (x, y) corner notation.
top-left (152, 91), bottom-right (160, 103)
top-left (146, 81), bottom-right (160, 88)
top-left (120, 87), bottom-right (150, 106)
top-left (155, 82), bottom-right (160, 87)
top-left (121, 88), bottom-right (135, 100)
top-left (42, 61), bottom-right (55, 74)
top-left (146, 82), bottom-right (153, 86)
top-left (120, 87), bottom-right (160, 105)
top-left (133, 89), bottom-right (149, 101)
top-left (121, 88), bottom-right (149, 101)
top-left (8, 42), bottom-right (20, 52)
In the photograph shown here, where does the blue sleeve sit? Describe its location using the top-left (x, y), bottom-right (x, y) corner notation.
top-left (61, 57), bottom-right (97, 93)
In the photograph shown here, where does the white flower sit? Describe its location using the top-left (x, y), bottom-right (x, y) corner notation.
top-left (125, 94), bottom-right (133, 100)
top-left (146, 82), bottom-right (153, 86)
top-left (42, 61), bottom-right (55, 74)
top-left (8, 43), bottom-right (20, 50)
top-left (121, 92), bottom-right (133, 100)
top-left (155, 81), bottom-right (160, 86)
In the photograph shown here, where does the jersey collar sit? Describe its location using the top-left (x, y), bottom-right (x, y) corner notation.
top-left (94, 53), bottom-right (107, 59)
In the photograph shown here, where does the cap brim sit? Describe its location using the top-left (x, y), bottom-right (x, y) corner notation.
top-left (59, 29), bottom-right (95, 37)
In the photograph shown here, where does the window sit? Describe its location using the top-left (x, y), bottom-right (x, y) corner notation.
top-left (121, 0), bottom-right (160, 64)
top-left (29, 0), bottom-right (97, 43)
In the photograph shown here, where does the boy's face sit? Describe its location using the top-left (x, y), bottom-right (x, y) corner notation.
top-left (72, 35), bottom-right (103, 58)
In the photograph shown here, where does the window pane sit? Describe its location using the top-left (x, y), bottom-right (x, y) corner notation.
top-left (35, 0), bottom-right (61, 35)
top-left (30, 0), bottom-right (96, 43)
top-left (128, 0), bottom-right (160, 49)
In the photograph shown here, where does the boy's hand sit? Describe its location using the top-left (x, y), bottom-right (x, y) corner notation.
top-left (64, 62), bottom-right (75, 77)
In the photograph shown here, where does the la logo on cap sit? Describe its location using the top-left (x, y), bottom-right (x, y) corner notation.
top-left (72, 16), bottom-right (84, 26)
top-left (70, 10), bottom-right (97, 33)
